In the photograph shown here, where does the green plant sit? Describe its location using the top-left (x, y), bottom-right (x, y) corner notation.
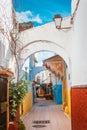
top-left (15, 120), bottom-right (26, 130)
top-left (9, 77), bottom-right (30, 118)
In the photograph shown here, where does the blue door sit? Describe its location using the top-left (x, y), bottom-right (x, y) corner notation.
top-left (54, 84), bottom-right (62, 104)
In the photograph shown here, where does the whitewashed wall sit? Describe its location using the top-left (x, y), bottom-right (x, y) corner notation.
top-left (0, 0), bottom-right (15, 72)
top-left (71, 0), bottom-right (87, 86)
top-left (1, 0), bottom-right (86, 87)
top-left (0, 0), bottom-right (72, 78)
top-left (17, 18), bottom-right (72, 69)
top-left (35, 70), bottom-right (55, 84)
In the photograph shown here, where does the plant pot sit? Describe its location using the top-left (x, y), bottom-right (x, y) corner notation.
top-left (9, 122), bottom-right (20, 130)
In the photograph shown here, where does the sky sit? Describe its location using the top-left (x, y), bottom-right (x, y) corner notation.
top-left (23, 51), bottom-right (55, 70)
top-left (13, 0), bottom-right (71, 27)
top-left (14, 0), bottom-right (71, 69)
top-left (35, 51), bottom-right (55, 66)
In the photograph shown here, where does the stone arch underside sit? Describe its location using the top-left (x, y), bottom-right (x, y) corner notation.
top-left (17, 40), bottom-right (71, 71)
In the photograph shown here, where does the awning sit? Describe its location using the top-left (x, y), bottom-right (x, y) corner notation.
top-left (43, 55), bottom-right (65, 79)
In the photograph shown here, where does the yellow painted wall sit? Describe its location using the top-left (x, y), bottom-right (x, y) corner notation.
top-left (21, 91), bottom-right (32, 116)
top-left (62, 79), bottom-right (71, 116)
top-left (62, 79), bottom-right (68, 110)
top-left (67, 89), bottom-right (71, 116)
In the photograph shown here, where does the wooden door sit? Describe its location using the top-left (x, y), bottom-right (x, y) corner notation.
top-left (0, 75), bottom-right (8, 130)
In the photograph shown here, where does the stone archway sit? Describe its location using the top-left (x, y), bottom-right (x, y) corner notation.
top-left (17, 40), bottom-right (71, 116)
top-left (18, 40), bottom-right (71, 70)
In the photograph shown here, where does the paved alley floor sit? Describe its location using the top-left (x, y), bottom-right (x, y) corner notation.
top-left (21, 98), bottom-right (71, 130)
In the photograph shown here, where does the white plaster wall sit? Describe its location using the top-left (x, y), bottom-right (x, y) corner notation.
top-left (19, 41), bottom-right (70, 67)
top-left (0, 0), bottom-right (15, 72)
top-left (35, 70), bottom-right (55, 84)
top-left (1, 0), bottom-right (86, 86)
top-left (18, 19), bottom-right (72, 54)
top-left (72, 0), bottom-right (87, 86)
top-left (17, 18), bottom-right (72, 70)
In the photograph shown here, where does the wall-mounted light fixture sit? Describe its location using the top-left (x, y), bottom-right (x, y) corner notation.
top-left (54, 0), bottom-right (80, 30)
top-left (54, 14), bottom-right (72, 30)
top-left (54, 14), bottom-right (62, 29)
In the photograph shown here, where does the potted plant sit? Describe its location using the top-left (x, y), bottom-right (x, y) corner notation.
top-left (15, 120), bottom-right (26, 130)
top-left (9, 78), bottom-right (28, 120)
top-left (9, 120), bottom-right (25, 130)
top-left (9, 74), bottom-right (31, 129)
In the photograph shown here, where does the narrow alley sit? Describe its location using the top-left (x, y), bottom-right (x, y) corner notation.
top-left (21, 98), bottom-right (71, 130)
top-left (1, 0), bottom-right (87, 130)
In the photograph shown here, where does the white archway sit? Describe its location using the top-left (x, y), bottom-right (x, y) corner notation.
top-left (18, 40), bottom-right (71, 70)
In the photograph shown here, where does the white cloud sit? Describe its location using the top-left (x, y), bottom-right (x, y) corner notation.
top-left (31, 14), bottom-right (42, 23)
top-left (16, 11), bottom-right (42, 23)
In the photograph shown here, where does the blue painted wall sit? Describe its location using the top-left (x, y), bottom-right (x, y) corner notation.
top-left (29, 54), bottom-right (46, 104)
top-left (29, 54), bottom-right (46, 81)
top-left (54, 84), bottom-right (62, 104)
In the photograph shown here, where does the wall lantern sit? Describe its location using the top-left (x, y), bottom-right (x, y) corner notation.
top-left (54, 14), bottom-right (62, 29)
top-left (54, 14), bottom-right (72, 30)
top-left (54, 0), bottom-right (80, 30)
